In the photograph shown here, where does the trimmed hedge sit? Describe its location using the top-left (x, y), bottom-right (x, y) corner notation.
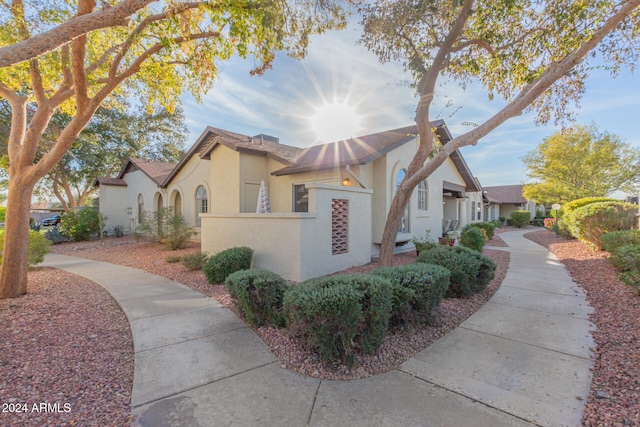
top-left (509, 210), bottom-right (531, 228)
top-left (600, 230), bottom-right (640, 254)
top-left (204, 246), bottom-right (253, 284)
top-left (283, 274), bottom-right (393, 364)
top-left (450, 246), bottom-right (496, 292)
top-left (562, 197), bottom-right (617, 217)
top-left (460, 225), bottom-right (487, 252)
top-left (372, 263), bottom-right (450, 325)
top-left (225, 269), bottom-right (288, 327)
top-left (469, 222), bottom-right (496, 240)
top-left (417, 246), bottom-right (481, 298)
top-left (565, 202), bottom-right (638, 249)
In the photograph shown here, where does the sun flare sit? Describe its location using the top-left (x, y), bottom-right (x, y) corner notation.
top-left (310, 102), bottom-right (361, 142)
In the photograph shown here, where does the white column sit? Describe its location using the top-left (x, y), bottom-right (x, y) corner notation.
top-left (457, 197), bottom-right (468, 228)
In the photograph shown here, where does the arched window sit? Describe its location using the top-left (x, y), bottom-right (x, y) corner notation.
top-left (417, 180), bottom-right (428, 211)
top-left (195, 186), bottom-right (208, 227)
top-left (137, 194), bottom-right (144, 221)
top-left (395, 169), bottom-right (409, 233)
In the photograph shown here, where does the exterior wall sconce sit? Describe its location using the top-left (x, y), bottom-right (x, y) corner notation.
top-left (342, 178), bottom-right (351, 186)
top-left (126, 206), bottom-right (132, 214)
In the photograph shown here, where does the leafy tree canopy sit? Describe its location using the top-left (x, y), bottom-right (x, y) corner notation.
top-left (357, 0), bottom-right (640, 266)
top-left (522, 124), bottom-right (640, 205)
top-left (0, 0), bottom-right (347, 298)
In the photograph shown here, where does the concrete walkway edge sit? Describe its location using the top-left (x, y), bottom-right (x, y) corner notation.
top-left (43, 228), bottom-right (595, 427)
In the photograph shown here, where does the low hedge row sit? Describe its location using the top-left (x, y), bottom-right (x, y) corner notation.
top-left (372, 263), bottom-right (450, 325)
top-left (600, 230), bottom-right (640, 294)
top-left (225, 269), bottom-right (288, 327)
top-left (204, 246), bottom-right (253, 284)
top-left (416, 245), bottom-right (495, 297)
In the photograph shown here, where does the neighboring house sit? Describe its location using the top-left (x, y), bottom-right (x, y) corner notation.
top-left (96, 120), bottom-right (484, 282)
top-left (483, 184), bottom-right (538, 222)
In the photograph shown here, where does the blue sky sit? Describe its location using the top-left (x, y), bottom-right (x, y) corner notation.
top-left (182, 24), bottom-right (640, 189)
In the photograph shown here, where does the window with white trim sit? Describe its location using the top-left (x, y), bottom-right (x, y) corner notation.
top-left (293, 184), bottom-right (308, 212)
top-left (417, 180), bottom-right (428, 211)
top-left (195, 186), bottom-right (208, 227)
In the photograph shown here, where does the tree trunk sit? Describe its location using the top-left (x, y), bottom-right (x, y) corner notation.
top-left (0, 178), bottom-right (36, 298)
top-left (378, 182), bottom-right (412, 267)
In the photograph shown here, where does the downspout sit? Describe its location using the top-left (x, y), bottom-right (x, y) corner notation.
top-left (346, 164), bottom-right (366, 188)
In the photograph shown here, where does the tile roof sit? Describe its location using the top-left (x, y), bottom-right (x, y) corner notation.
top-left (272, 125), bottom-right (419, 176)
top-left (126, 158), bottom-right (176, 185)
top-left (94, 177), bottom-right (127, 187)
top-left (483, 185), bottom-right (526, 204)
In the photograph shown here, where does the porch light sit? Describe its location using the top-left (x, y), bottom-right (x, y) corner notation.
top-left (342, 178), bottom-right (351, 186)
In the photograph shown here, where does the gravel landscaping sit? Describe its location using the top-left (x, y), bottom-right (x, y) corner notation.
top-left (6, 228), bottom-right (637, 425)
top-left (525, 229), bottom-right (640, 427)
top-left (0, 268), bottom-right (133, 427)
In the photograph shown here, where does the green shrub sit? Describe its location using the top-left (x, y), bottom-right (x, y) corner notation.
top-left (620, 271), bottom-right (640, 295)
top-left (166, 255), bottom-right (181, 263)
top-left (608, 244), bottom-right (640, 272)
top-left (417, 246), bottom-right (481, 298)
top-left (110, 224), bottom-right (126, 237)
top-left (135, 207), bottom-right (194, 250)
top-left (509, 210), bottom-right (531, 228)
top-left (372, 263), bottom-right (450, 325)
top-left (565, 202), bottom-right (638, 249)
top-left (0, 206), bottom-right (5, 222)
top-left (600, 230), bottom-right (640, 254)
top-left (204, 246), bottom-right (253, 284)
top-left (492, 219), bottom-right (502, 229)
top-left (284, 274), bottom-right (393, 364)
top-left (44, 226), bottom-right (68, 244)
top-left (225, 269), bottom-right (288, 327)
top-left (59, 208), bottom-right (102, 241)
top-left (469, 222), bottom-right (496, 240)
top-left (460, 225), bottom-right (487, 252)
top-left (450, 246), bottom-right (496, 292)
top-left (0, 229), bottom-right (51, 267)
top-left (562, 197), bottom-right (618, 217)
top-left (180, 251), bottom-right (209, 271)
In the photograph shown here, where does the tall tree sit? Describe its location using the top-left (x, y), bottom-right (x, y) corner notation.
top-left (522, 124), bottom-right (640, 205)
top-left (0, 0), bottom-right (347, 298)
top-left (30, 105), bottom-right (187, 210)
top-left (358, 0), bottom-right (640, 266)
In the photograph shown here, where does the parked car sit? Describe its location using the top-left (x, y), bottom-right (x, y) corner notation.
top-left (41, 214), bottom-right (61, 226)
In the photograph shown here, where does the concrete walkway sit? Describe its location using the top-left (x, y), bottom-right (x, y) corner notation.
top-left (42, 229), bottom-right (595, 427)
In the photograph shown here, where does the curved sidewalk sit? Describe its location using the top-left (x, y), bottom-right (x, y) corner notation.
top-left (42, 229), bottom-right (595, 427)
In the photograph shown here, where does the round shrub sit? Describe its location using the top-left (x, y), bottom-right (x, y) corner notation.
top-left (284, 274), bottom-right (393, 364)
top-left (0, 229), bottom-right (51, 267)
top-left (469, 222), bottom-right (495, 240)
top-left (450, 246), bottom-right (496, 292)
top-left (59, 208), bottom-right (102, 241)
top-left (204, 246), bottom-right (253, 284)
top-left (372, 263), bottom-right (450, 325)
top-left (565, 201), bottom-right (638, 249)
top-left (600, 229), bottom-right (640, 254)
top-left (509, 210), bottom-right (531, 228)
top-left (460, 225), bottom-right (487, 252)
top-left (417, 246), bottom-right (481, 298)
top-left (225, 269), bottom-right (288, 327)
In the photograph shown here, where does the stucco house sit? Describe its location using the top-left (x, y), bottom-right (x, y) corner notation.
top-left (483, 184), bottom-right (538, 222)
top-left (96, 121), bottom-right (484, 282)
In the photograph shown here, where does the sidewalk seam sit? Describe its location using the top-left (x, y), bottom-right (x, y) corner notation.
top-left (395, 369), bottom-right (541, 427)
top-left (306, 380), bottom-right (322, 427)
top-left (458, 326), bottom-right (594, 361)
top-left (131, 360), bottom-right (278, 409)
top-left (133, 324), bottom-right (250, 354)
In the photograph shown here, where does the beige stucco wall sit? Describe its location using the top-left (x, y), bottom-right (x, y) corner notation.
top-left (98, 185), bottom-right (130, 231)
top-left (201, 183), bottom-right (372, 282)
top-left (165, 154), bottom-right (211, 233)
top-left (370, 135), bottom-right (469, 254)
top-left (209, 146), bottom-right (240, 213)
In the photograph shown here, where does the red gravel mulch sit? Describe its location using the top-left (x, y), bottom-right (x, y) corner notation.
top-left (525, 229), bottom-right (640, 427)
top-left (0, 268), bottom-right (133, 427)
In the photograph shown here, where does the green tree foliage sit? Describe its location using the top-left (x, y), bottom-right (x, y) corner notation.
top-left (0, 0), bottom-right (347, 298)
top-left (358, 0), bottom-right (640, 266)
top-left (522, 124), bottom-right (640, 205)
top-left (0, 102), bottom-right (187, 210)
